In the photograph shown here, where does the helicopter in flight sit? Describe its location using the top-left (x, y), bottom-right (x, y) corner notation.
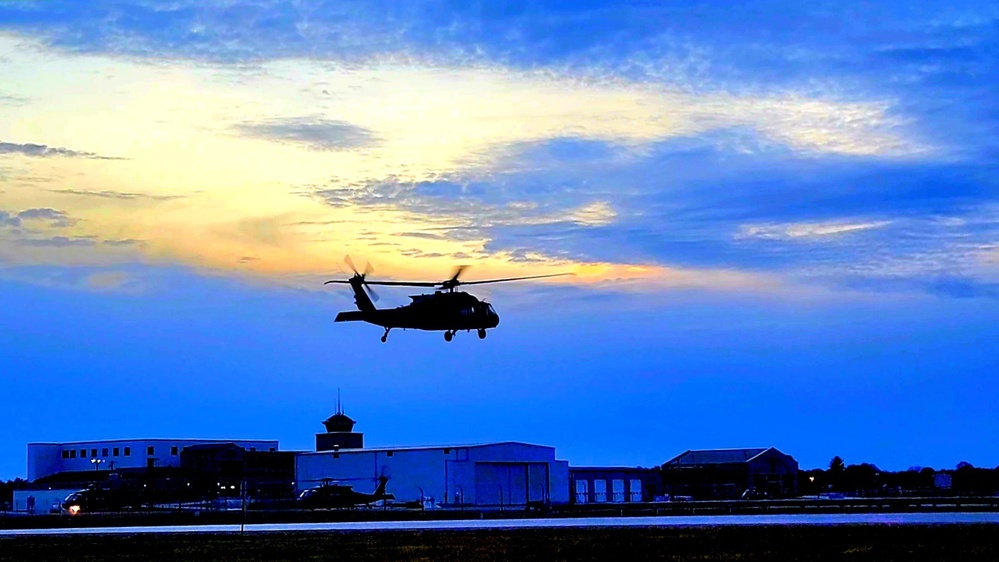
top-left (325, 256), bottom-right (572, 342)
top-left (296, 475), bottom-right (395, 510)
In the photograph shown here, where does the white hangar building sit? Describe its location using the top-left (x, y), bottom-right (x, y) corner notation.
top-left (296, 442), bottom-right (570, 507)
top-left (300, 407), bottom-right (570, 507)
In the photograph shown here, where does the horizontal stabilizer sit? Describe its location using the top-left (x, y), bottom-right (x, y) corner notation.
top-left (335, 311), bottom-right (366, 322)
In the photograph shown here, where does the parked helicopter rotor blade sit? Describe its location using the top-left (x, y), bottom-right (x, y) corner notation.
top-left (456, 272), bottom-right (575, 286)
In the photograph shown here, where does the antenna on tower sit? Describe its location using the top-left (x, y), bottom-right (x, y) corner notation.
top-left (337, 388), bottom-right (342, 415)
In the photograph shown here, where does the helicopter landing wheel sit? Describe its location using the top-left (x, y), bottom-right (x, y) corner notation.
top-left (477, 329), bottom-right (487, 339)
top-left (381, 328), bottom-right (390, 343)
top-left (444, 331), bottom-right (454, 342)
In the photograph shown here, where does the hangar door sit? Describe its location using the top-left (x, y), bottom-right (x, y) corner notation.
top-left (474, 463), bottom-right (548, 506)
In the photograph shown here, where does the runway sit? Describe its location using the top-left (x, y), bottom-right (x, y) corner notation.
top-left (3, 511), bottom-right (999, 536)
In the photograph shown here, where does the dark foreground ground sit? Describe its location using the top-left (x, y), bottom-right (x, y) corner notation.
top-left (2, 525), bottom-right (998, 562)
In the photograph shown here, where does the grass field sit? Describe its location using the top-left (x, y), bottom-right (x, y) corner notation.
top-left (2, 524), bottom-right (998, 561)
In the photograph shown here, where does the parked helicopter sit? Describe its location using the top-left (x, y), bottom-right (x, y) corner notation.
top-left (325, 256), bottom-right (572, 342)
top-left (296, 475), bottom-right (394, 509)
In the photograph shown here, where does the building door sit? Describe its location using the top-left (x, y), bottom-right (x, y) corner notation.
top-left (629, 479), bottom-right (643, 502)
top-left (575, 479), bottom-right (589, 504)
top-left (474, 463), bottom-right (530, 506)
top-left (593, 479), bottom-right (607, 503)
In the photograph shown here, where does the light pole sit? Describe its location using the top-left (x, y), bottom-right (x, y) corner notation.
top-left (90, 458), bottom-right (104, 473)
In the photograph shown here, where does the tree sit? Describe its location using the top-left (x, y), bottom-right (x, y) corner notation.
top-left (829, 456), bottom-right (846, 473)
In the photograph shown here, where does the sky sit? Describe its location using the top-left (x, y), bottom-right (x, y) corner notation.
top-left (1, 1), bottom-right (998, 479)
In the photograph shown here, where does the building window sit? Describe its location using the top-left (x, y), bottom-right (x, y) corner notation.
top-left (69, 450), bottom-right (76, 459)
top-left (443, 449), bottom-right (450, 455)
top-left (62, 450), bottom-right (69, 459)
top-left (147, 446), bottom-right (155, 455)
top-left (113, 448), bottom-right (119, 456)
top-left (171, 446), bottom-right (178, 456)
top-left (102, 448), bottom-right (109, 457)
top-left (386, 451), bottom-right (393, 457)
top-left (333, 453), bottom-right (339, 459)
top-left (91, 449), bottom-right (97, 458)
top-left (124, 447), bottom-right (131, 457)
top-left (80, 449), bottom-right (88, 458)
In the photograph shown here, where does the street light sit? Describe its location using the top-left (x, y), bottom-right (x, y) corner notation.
top-left (90, 458), bottom-right (104, 472)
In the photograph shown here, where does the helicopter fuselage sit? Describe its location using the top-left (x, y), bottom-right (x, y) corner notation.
top-left (326, 263), bottom-right (569, 342)
top-left (336, 290), bottom-right (500, 331)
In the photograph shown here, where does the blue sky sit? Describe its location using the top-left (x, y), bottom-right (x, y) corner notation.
top-left (1, 1), bottom-right (998, 479)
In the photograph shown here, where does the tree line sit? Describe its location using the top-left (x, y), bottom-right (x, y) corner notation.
top-left (798, 457), bottom-right (999, 496)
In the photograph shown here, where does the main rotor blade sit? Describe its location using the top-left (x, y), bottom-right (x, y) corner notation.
top-left (354, 280), bottom-right (439, 287)
top-left (364, 261), bottom-right (375, 277)
top-left (449, 265), bottom-right (469, 283)
top-left (456, 272), bottom-right (575, 286)
top-left (344, 255), bottom-right (358, 274)
top-left (364, 283), bottom-right (380, 302)
top-left (324, 279), bottom-right (439, 287)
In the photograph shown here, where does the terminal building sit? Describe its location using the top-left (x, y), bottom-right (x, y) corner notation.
top-left (27, 439), bottom-right (278, 481)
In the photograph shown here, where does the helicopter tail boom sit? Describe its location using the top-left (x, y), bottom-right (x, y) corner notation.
top-left (334, 311), bottom-right (366, 322)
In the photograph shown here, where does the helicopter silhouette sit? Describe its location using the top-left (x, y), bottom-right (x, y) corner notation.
top-left (325, 256), bottom-right (572, 342)
top-left (296, 475), bottom-right (394, 509)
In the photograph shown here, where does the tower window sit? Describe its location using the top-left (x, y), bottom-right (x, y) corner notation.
top-left (124, 447), bottom-right (131, 456)
top-left (147, 446), bottom-right (155, 455)
top-left (171, 446), bottom-right (178, 456)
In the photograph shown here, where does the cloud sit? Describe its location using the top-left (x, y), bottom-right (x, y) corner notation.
top-left (0, 208), bottom-right (76, 229)
top-left (103, 238), bottom-right (144, 247)
top-left (16, 235), bottom-right (97, 247)
top-left (737, 220), bottom-right (892, 240)
top-left (48, 189), bottom-right (184, 201)
top-left (232, 117), bottom-right (379, 151)
top-left (0, 94), bottom-right (28, 106)
top-left (0, 141), bottom-right (123, 160)
top-left (0, 210), bottom-right (21, 227)
top-left (16, 208), bottom-right (77, 228)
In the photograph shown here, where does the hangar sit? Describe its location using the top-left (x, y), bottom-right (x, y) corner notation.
top-left (299, 404), bottom-right (569, 507)
top-left (296, 442), bottom-right (570, 507)
top-left (661, 447), bottom-right (799, 499)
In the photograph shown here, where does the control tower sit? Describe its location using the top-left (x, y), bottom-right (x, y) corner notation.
top-left (315, 393), bottom-right (364, 451)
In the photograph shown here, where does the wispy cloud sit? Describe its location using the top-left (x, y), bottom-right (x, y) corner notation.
top-left (232, 117), bottom-right (379, 151)
top-left (48, 189), bottom-right (184, 201)
top-left (737, 220), bottom-right (892, 240)
top-left (16, 235), bottom-right (97, 247)
top-left (0, 141), bottom-right (123, 160)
